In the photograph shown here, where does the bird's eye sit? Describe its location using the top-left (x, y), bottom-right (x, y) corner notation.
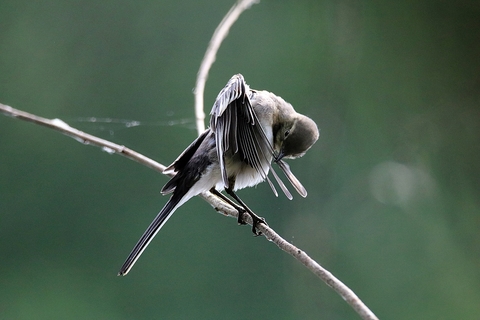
top-left (284, 130), bottom-right (290, 137)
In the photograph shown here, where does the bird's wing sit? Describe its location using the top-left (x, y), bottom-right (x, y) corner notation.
top-left (276, 159), bottom-right (307, 197)
top-left (210, 74), bottom-right (291, 198)
top-left (163, 130), bottom-right (210, 175)
top-left (209, 74), bottom-right (269, 189)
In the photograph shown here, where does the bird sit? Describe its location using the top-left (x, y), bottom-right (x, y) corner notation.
top-left (118, 74), bottom-right (319, 276)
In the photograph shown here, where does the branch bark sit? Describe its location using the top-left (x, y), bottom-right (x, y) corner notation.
top-left (0, 1), bottom-right (379, 319)
top-left (194, 0), bottom-right (259, 135)
top-left (1, 102), bottom-right (378, 320)
top-left (195, 0), bottom-right (378, 318)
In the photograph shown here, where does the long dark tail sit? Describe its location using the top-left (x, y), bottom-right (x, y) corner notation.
top-left (118, 194), bottom-right (184, 276)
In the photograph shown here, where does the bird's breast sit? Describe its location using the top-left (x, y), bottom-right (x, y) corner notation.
top-left (222, 154), bottom-right (272, 191)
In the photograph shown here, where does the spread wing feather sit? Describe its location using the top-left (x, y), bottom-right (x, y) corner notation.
top-left (210, 73), bottom-right (305, 199)
top-left (210, 74), bottom-right (273, 192)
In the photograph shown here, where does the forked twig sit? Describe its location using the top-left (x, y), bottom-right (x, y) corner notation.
top-left (194, 0), bottom-right (259, 135)
top-left (1, 103), bottom-right (378, 320)
top-left (0, 0), bottom-right (378, 318)
top-left (194, 1), bottom-right (377, 318)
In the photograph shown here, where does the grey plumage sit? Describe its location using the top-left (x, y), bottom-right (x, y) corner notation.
top-left (118, 74), bottom-right (319, 276)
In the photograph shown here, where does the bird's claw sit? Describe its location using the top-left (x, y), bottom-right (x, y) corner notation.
top-left (237, 208), bottom-right (266, 236)
top-left (251, 215), bottom-right (267, 236)
top-left (237, 207), bottom-right (247, 225)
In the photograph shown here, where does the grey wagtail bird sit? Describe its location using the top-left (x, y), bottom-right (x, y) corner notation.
top-left (118, 74), bottom-right (319, 276)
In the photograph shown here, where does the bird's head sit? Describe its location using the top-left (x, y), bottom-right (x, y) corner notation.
top-left (277, 115), bottom-right (319, 160)
top-left (272, 98), bottom-right (319, 161)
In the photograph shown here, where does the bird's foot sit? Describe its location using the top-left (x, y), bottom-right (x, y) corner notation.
top-left (237, 208), bottom-right (267, 236)
top-left (237, 207), bottom-right (247, 225)
top-left (250, 213), bottom-right (267, 236)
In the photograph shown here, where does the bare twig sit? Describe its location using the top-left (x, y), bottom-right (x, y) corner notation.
top-left (191, 0), bottom-right (378, 319)
top-left (193, 0), bottom-right (259, 135)
top-left (260, 223), bottom-right (378, 320)
top-left (0, 103), bottom-right (166, 174)
top-left (0, 102), bottom-right (378, 320)
top-left (200, 192), bottom-right (378, 319)
top-left (1, 1), bottom-right (379, 318)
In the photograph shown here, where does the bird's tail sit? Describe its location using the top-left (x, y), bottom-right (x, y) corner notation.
top-left (118, 194), bottom-right (184, 276)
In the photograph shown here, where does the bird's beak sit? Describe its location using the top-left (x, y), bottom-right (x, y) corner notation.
top-left (275, 149), bottom-right (285, 163)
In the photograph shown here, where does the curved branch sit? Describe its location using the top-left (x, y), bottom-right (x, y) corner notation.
top-left (1, 1), bottom-right (379, 318)
top-left (194, 0), bottom-right (259, 135)
top-left (1, 102), bottom-right (378, 320)
top-left (192, 2), bottom-right (378, 317)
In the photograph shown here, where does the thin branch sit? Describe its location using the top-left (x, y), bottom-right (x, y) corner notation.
top-left (0, 103), bottom-right (166, 174)
top-left (1, 1), bottom-right (379, 318)
top-left (184, 0), bottom-right (376, 317)
top-left (200, 192), bottom-right (379, 320)
top-left (1, 102), bottom-right (378, 320)
top-left (194, 0), bottom-right (259, 135)
top-left (260, 223), bottom-right (378, 320)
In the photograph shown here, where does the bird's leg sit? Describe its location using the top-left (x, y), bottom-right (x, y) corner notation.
top-left (224, 188), bottom-right (267, 236)
top-left (209, 188), bottom-right (266, 235)
top-left (209, 188), bottom-right (247, 224)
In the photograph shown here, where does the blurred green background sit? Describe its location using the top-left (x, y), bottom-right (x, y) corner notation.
top-left (1, 0), bottom-right (479, 319)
